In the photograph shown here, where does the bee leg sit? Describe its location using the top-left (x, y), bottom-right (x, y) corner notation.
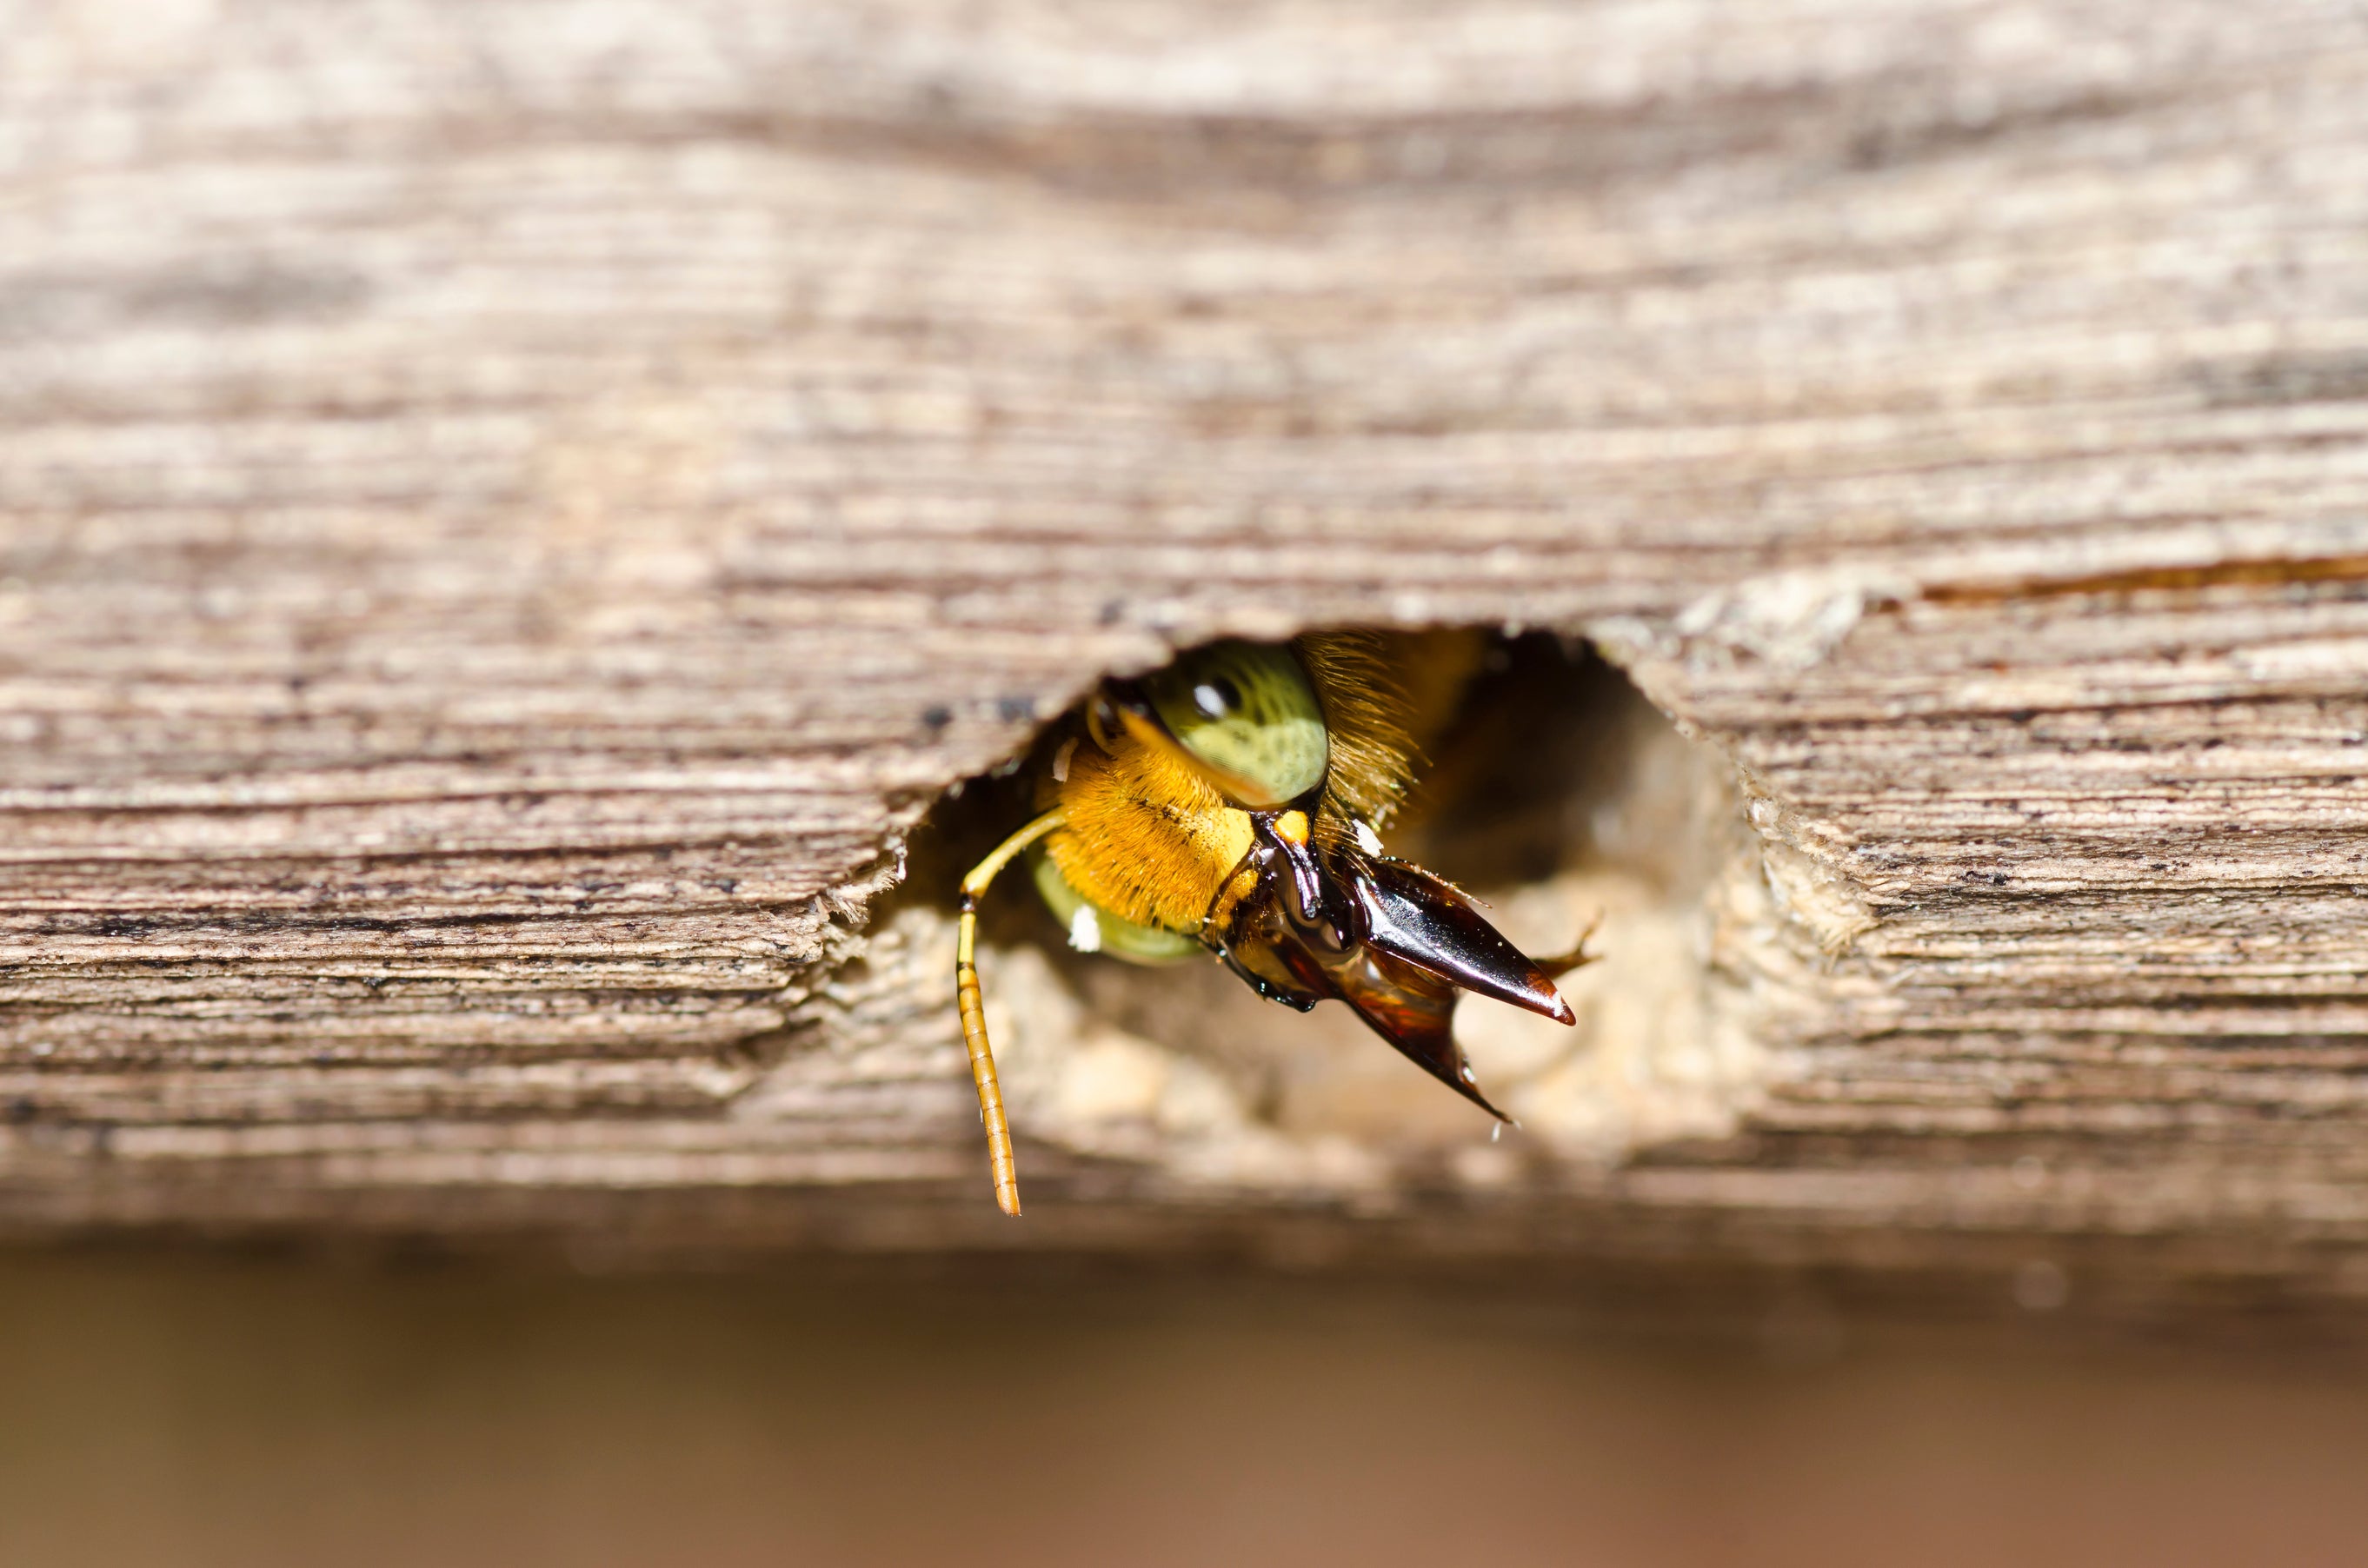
top-left (1527, 910), bottom-right (1603, 978)
top-left (956, 809), bottom-right (1068, 1218)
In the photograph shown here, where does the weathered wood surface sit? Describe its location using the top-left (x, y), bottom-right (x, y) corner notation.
top-left (9, 0), bottom-right (2368, 1307)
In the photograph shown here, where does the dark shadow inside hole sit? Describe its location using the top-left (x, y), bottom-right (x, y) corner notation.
top-left (1387, 633), bottom-right (1713, 895)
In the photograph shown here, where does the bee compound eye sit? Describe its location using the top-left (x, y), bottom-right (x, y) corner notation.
top-left (1191, 676), bottom-right (1241, 719)
top-left (1138, 641), bottom-right (1327, 806)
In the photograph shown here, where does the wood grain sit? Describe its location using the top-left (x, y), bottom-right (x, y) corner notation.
top-left (8, 0), bottom-right (2368, 1312)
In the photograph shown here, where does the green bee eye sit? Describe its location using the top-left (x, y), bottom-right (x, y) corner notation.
top-left (1191, 676), bottom-right (1241, 719)
top-left (1140, 640), bottom-right (1328, 807)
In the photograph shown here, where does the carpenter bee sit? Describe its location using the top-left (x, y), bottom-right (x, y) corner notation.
top-left (955, 633), bottom-right (1584, 1215)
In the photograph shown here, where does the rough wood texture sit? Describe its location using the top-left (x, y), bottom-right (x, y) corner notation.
top-left (9, 0), bottom-right (2368, 1310)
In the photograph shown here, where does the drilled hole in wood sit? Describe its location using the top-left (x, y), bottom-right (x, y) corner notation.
top-left (846, 631), bottom-right (1769, 1201)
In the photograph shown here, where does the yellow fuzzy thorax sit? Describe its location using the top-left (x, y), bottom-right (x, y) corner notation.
top-left (1042, 734), bottom-right (1256, 935)
top-left (1294, 628), bottom-right (1480, 848)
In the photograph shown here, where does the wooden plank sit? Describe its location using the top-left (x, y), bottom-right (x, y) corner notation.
top-left (7, 0), bottom-right (2368, 1311)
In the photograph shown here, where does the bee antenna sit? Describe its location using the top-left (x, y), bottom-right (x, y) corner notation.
top-left (955, 808), bottom-right (1068, 1218)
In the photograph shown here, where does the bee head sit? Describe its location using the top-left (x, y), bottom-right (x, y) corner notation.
top-left (1105, 640), bottom-right (1329, 810)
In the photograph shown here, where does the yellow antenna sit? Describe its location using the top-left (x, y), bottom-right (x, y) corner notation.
top-left (955, 808), bottom-right (1066, 1217)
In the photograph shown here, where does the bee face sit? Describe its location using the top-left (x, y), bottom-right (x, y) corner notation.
top-left (1133, 640), bottom-right (1327, 810)
top-left (955, 631), bottom-right (1585, 1218)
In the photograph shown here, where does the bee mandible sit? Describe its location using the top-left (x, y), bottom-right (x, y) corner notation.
top-left (955, 634), bottom-right (1583, 1215)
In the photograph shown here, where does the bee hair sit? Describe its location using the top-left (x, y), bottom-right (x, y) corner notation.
top-left (1293, 630), bottom-right (1423, 849)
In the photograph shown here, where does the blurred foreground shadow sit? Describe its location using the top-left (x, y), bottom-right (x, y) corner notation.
top-left (3, 1248), bottom-right (2365, 1568)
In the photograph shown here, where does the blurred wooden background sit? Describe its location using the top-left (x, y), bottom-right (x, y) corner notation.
top-left (7, 0), bottom-right (2368, 1319)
